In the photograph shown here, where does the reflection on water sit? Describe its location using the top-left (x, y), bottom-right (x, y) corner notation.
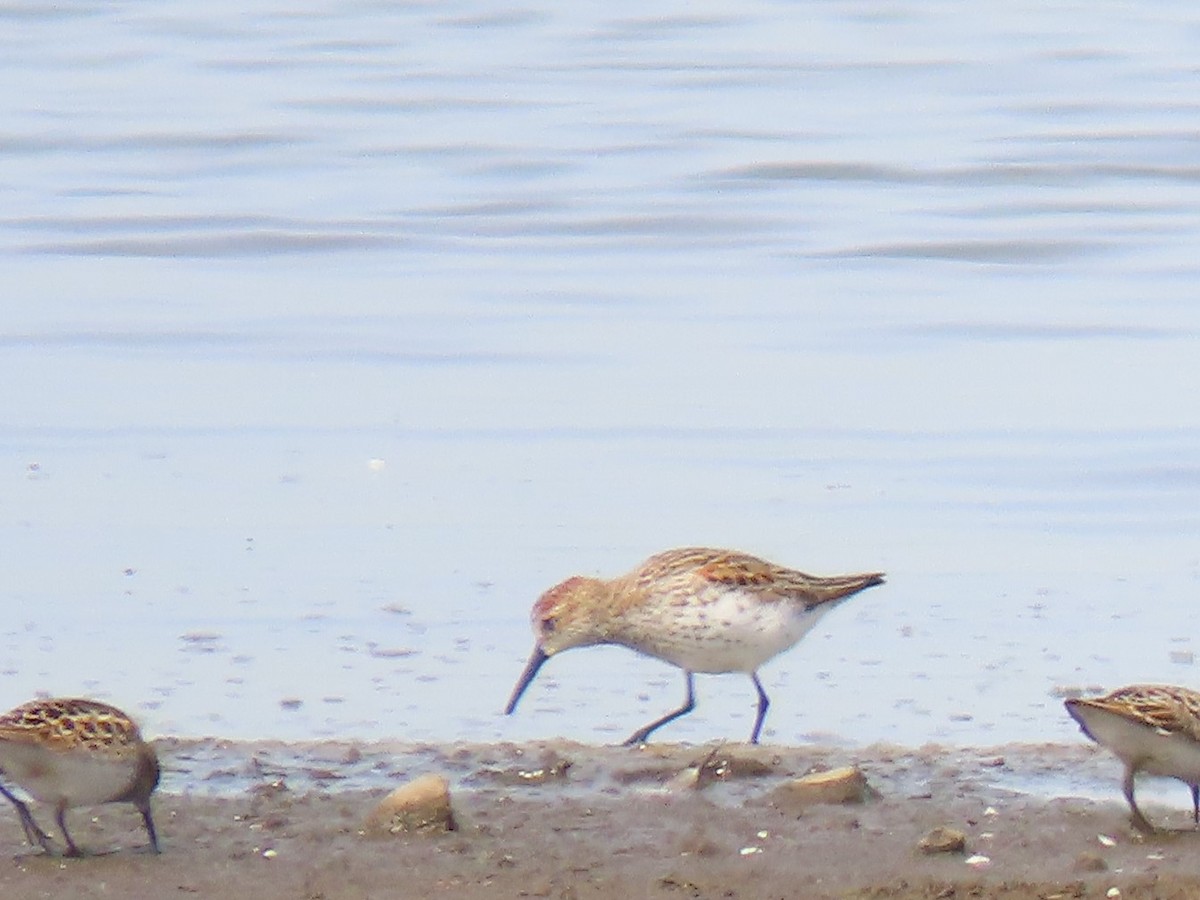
top-left (2, 3), bottom-right (1199, 748)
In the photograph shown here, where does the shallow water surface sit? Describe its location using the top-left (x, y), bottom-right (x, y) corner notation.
top-left (2, 2), bottom-right (1200, 749)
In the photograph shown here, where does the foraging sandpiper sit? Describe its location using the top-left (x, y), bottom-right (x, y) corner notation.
top-left (1066, 684), bottom-right (1200, 833)
top-left (505, 547), bottom-right (884, 744)
top-left (0, 697), bottom-right (160, 856)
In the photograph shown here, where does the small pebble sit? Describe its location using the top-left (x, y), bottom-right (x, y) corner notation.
top-left (918, 826), bottom-right (966, 855)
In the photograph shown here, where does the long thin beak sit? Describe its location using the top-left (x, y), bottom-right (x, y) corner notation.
top-left (504, 646), bottom-right (549, 714)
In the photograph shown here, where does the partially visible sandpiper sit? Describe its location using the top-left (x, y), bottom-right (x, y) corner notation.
top-left (505, 547), bottom-right (885, 744)
top-left (1066, 684), bottom-right (1200, 833)
top-left (0, 698), bottom-right (161, 856)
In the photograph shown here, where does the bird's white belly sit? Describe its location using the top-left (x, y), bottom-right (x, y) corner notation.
top-left (1075, 707), bottom-right (1200, 783)
top-left (618, 589), bottom-right (833, 673)
top-left (0, 742), bottom-right (135, 808)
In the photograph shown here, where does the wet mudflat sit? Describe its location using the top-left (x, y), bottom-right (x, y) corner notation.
top-left (3, 740), bottom-right (1200, 899)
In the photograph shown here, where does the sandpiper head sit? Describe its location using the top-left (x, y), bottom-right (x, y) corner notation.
top-left (504, 576), bottom-right (607, 716)
top-left (530, 576), bottom-right (611, 655)
top-left (1063, 697), bottom-right (1097, 742)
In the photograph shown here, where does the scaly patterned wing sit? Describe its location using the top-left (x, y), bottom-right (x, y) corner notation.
top-left (694, 551), bottom-right (783, 589)
top-left (0, 699), bottom-right (144, 753)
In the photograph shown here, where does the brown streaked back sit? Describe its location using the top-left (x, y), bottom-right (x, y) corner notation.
top-left (628, 547), bottom-right (884, 607)
top-left (0, 698), bottom-right (147, 754)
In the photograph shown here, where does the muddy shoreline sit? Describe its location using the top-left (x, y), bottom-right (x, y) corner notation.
top-left (4, 740), bottom-right (1200, 899)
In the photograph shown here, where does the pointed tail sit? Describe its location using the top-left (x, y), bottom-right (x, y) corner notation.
top-left (806, 572), bottom-right (885, 606)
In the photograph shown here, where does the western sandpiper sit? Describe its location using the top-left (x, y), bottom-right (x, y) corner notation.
top-left (505, 547), bottom-right (885, 744)
top-left (0, 698), bottom-right (161, 856)
top-left (1066, 684), bottom-right (1200, 833)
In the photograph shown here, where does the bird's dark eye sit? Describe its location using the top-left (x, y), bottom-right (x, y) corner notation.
top-left (540, 616), bottom-right (557, 634)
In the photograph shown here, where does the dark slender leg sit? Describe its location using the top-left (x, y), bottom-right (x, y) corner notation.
top-left (0, 784), bottom-right (53, 853)
top-left (1191, 784), bottom-right (1199, 826)
top-left (55, 805), bottom-right (81, 858)
top-left (749, 673), bottom-right (770, 744)
top-left (137, 800), bottom-right (160, 853)
top-left (1123, 766), bottom-right (1155, 834)
top-left (624, 672), bottom-right (696, 745)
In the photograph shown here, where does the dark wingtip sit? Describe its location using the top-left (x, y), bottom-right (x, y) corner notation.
top-left (847, 571), bottom-right (886, 595)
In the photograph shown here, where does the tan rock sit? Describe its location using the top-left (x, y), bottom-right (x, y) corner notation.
top-left (918, 826), bottom-right (967, 854)
top-left (364, 773), bottom-right (456, 835)
top-left (765, 766), bottom-right (873, 811)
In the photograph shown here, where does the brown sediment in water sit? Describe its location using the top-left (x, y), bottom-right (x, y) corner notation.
top-left (2, 740), bottom-right (1200, 899)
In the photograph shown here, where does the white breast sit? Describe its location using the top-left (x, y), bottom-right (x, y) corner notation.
top-left (1072, 705), bottom-right (1200, 784)
top-left (617, 587), bottom-right (838, 673)
top-left (0, 741), bottom-right (137, 808)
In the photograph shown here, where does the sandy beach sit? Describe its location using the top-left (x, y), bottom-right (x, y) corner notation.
top-left (3, 739), bottom-right (1200, 899)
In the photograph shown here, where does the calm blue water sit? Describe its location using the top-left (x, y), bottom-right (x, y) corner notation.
top-left (2, 2), bottom-right (1200, 748)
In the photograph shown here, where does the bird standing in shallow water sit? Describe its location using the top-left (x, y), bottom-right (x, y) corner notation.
top-left (0, 697), bottom-right (161, 856)
top-left (505, 547), bottom-right (885, 744)
top-left (1066, 684), bottom-right (1200, 833)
